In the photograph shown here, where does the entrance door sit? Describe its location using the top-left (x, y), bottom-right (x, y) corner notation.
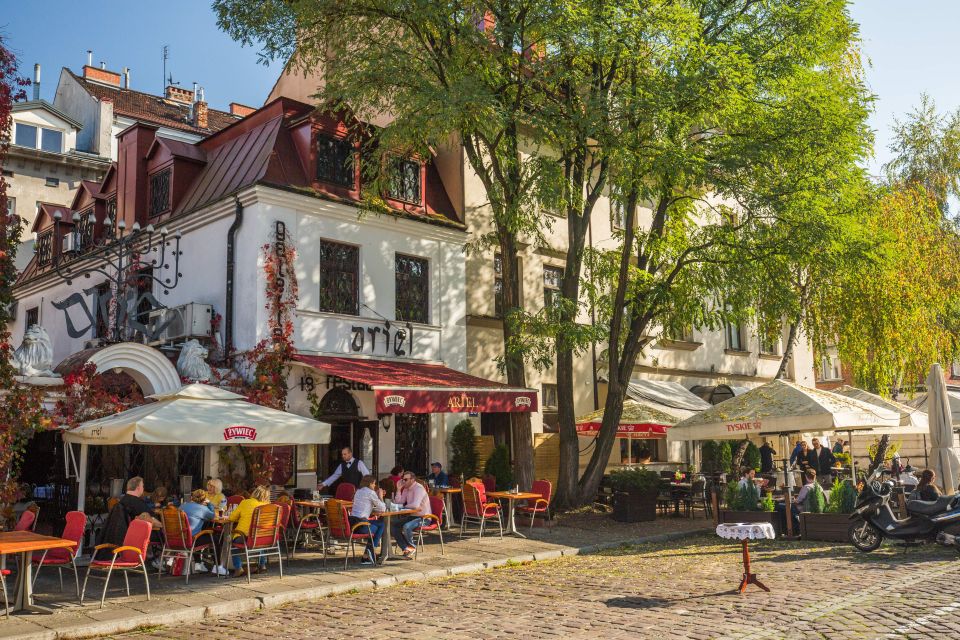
top-left (394, 413), bottom-right (429, 477)
top-left (481, 413), bottom-right (512, 450)
top-left (353, 420), bottom-right (380, 476)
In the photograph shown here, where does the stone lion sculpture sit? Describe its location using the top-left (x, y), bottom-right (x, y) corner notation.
top-left (11, 324), bottom-right (59, 377)
top-left (176, 339), bottom-right (212, 382)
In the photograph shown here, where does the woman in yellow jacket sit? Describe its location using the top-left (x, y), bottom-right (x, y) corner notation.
top-left (229, 485), bottom-right (270, 577)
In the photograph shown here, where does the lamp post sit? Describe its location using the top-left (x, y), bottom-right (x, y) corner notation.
top-left (50, 210), bottom-right (183, 343)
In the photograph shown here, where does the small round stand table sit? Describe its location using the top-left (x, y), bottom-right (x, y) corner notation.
top-left (716, 522), bottom-right (774, 594)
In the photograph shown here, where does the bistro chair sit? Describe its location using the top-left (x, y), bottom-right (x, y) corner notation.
top-left (14, 506), bottom-right (39, 532)
top-left (32, 510), bottom-right (85, 597)
top-left (81, 518), bottom-right (152, 609)
top-left (518, 479), bottom-right (553, 531)
top-left (413, 496), bottom-right (445, 557)
top-left (335, 483), bottom-right (357, 502)
top-left (231, 504), bottom-right (284, 584)
top-left (288, 501), bottom-right (324, 559)
top-left (226, 495), bottom-right (244, 507)
top-left (460, 481), bottom-right (502, 541)
top-left (157, 506), bottom-right (218, 584)
top-left (324, 499), bottom-right (374, 569)
top-left (683, 478), bottom-right (711, 519)
top-left (273, 501), bottom-right (292, 558)
top-left (1, 568), bottom-right (9, 618)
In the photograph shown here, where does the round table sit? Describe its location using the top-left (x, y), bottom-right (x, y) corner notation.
top-left (716, 522), bottom-right (775, 594)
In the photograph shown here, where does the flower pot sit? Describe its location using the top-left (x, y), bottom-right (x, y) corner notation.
top-left (718, 509), bottom-right (781, 536)
top-left (612, 489), bottom-right (658, 522)
top-left (798, 512), bottom-right (850, 542)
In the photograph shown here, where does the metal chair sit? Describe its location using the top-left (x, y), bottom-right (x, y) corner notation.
top-left (460, 481), bottom-right (502, 540)
top-left (334, 483), bottom-right (357, 502)
top-left (32, 510), bottom-right (85, 597)
top-left (683, 479), bottom-right (711, 518)
top-left (157, 506), bottom-right (218, 584)
top-left (518, 479), bottom-right (552, 531)
top-left (1, 568), bottom-right (9, 618)
top-left (231, 504), bottom-right (284, 584)
top-left (14, 506), bottom-right (39, 532)
top-left (414, 495), bottom-right (445, 557)
top-left (81, 518), bottom-right (152, 609)
top-left (288, 501), bottom-right (324, 559)
top-left (324, 499), bottom-right (374, 569)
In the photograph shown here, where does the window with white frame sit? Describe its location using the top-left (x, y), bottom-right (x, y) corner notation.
top-left (760, 332), bottom-right (781, 355)
top-left (725, 319), bottom-right (745, 351)
top-left (542, 383), bottom-right (558, 410)
top-left (13, 122), bottom-right (63, 152)
top-left (819, 350), bottom-right (842, 381)
top-left (5, 197), bottom-right (14, 217)
top-left (543, 265), bottom-right (564, 309)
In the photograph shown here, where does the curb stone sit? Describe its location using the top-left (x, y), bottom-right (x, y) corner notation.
top-left (15, 527), bottom-right (710, 640)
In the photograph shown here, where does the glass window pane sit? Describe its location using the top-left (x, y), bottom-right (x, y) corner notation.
top-left (15, 123), bottom-right (37, 148)
top-left (387, 159), bottom-right (422, 204)
top-left (318, 240), bottom-right (360, 315)
top-left (40, 128), bottom-right (63, 153)
top-left (395, 254), bottom-right (429, 323)
top-left (316, 134), bottom-right (355, 186)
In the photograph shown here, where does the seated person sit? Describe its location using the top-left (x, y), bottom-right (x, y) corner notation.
top-left (775, 468), bottom-right (818, 533)
top-left (206, 479), bottom-right (226, 508)
top-left (914, 469), bottom-right (942, 501)
top-left (228, 485), bottom-right (271, 577)
top-left (350, 475), bottom-right (387, 565)
top-left (392, 472), bottom-right (431, 558)
top-left (427, 462), bottom-right (449, 487)
top-left (100, 476), bottom-right (162, 560)
top-left (388, 466), bottom-right (404, 485)
top-left (179, 489), bottom-right (225, 575)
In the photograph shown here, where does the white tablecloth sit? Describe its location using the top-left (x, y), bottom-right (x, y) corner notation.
top-left (716, 522), bottom-right (776, 541)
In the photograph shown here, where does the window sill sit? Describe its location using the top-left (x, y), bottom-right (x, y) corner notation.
top-left (758, 353), bottom-right (782, 361)
top-left (656, 339), bottom-right (702, 352)
top-left (724, 348), bottom-right (751, 357)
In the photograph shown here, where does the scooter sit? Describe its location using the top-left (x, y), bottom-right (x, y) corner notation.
top-left (848, 472), bottom-right (960, 552)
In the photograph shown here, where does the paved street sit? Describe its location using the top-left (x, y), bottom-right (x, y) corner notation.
top-left (106, 535), bottom-right (960, 640)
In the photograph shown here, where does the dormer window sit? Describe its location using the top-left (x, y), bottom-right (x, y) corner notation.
top-left (387, 158), bottom-right (422, 205)
top-left (36, 231), bottom-right (53, 266)
top-left (149, 169), bottom-right (171, 217)
top-left (316, 134), bottom-right (355, 187)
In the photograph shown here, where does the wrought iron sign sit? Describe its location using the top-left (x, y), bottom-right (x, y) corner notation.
top-left (52, 283), bottom-right (176, 342)
top-left (273, 220), bottom-right (288, 340)
top-left (350, 318), bottom-right (413, 357)
top-left (297, 374), bottom-right (372, 393)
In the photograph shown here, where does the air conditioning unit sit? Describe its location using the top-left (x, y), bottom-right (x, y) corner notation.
top-left (61, 234), bottom-right (78, 254)
top-left (146, 303), bottom-right (213, 345)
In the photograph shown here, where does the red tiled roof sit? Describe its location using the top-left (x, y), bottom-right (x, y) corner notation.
top-left (68, 68), bottom-right (239, 135)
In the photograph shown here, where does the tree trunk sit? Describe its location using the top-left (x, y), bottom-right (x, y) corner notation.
top-left (775, 320), bottom-right (799, 380)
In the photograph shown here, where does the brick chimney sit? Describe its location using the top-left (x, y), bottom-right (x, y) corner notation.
top-left (83, 65), bottom-right (121, 87)
top-left (229, 102), bottom-right (256, 117)
top-left (193, 86), bottom-right (208, 129)
top-left (165, 85), bottom-right (194, 104)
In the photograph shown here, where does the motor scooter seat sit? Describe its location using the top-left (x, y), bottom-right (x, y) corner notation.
top-left (905, 495), bottom-right (954, 516)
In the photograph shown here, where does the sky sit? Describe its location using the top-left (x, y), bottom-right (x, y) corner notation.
top-left (0, 0), bottom-right (957, 175)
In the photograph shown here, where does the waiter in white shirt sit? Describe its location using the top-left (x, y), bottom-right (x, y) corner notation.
top-left (319, 446), bottom-right (371, 490)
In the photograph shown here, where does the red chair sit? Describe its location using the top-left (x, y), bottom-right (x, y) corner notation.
top-left (288, 502), bottom-right (324, 559)
top-left (157, 506), bottom-right (218, 584)
top-left (413, 495), bottom-right (445, 557)
top-left (518, 479), bottom-right (552, 531)
top-left (32, 510), bottom-right (84, 597)
top-left (460, 481), bottom-right (502, 540)
top-left (226, 495), bottom-right (244, 506)
top-left (14, 507), bottom-right (38, 532)
top-left (1, 568), bottom-right (9, 619)
top-left (334, 483), bottom-right (356, 502)
top-left (274, 501), bottom-right (292, 558)
top-left (81, 519), bottom-right (152, 609)
top-left (231, 504), bottom-right (284, 584)
top-left (324, 499), bottom-right (373, 569)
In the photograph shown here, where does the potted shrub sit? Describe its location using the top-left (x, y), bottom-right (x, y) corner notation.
top-left (483, 444), bottom-right (513, 491)
top-left (610, 467), bottom-right (661, 522)
top-left (449, 419), bottom-right (479, 483)
top-left (800, 478), bottom-right (857, 541)
top-left (718, 480), bottom-right (781, 535)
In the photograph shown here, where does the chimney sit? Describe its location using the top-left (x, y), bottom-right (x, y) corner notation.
top-left (87, 50), bottom-right (92, 67)
top-left (193, 87), bottom-right (208, 129)
top-left (100, 61), bottom-right (106, 69)
top-left (83, 64), bottom-right (121, 87)
top-left (33, 64), bottom-right (40, 101)
top-left (122, 67), bottom-right (130, 89)
top-left (229, 102), bottom-right (256, 117)
top-left (165, 85), bottom-right (194, 104)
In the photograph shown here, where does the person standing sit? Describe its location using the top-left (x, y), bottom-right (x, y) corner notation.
top-left (392, 471), bottom-right (431, 558)
top-left (759, 442), bottom-right (776, 474)
top-left (350, 475), bottom-right (387, 565)
top-left (789, 440), bottom-right (805, 466)
top-left (807, 438), bottom-right (836, 476)
top-left (319, 447), bottom-right (370, 491)
top-left (832, 439), bottom-right (845, 455)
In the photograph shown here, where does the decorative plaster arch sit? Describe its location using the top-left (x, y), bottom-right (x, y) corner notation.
top-left (88, 342), bottom-right (181, 396)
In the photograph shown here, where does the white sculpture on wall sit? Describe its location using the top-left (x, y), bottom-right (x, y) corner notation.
top-left (176, 339), bottom-right (212, 382)
top-left (11, 325), bottom-right (60, 378)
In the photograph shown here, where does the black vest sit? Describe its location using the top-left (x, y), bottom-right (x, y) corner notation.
top-left (339, 459), bottom-right (364, 487)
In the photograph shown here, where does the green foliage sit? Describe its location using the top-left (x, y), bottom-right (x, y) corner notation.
top-left (484, 444), bottom-right (513, 491)
top-left (760, 493), bottom-right (775, 513)
top-left (743, 442), bottom-right (761, 473)
top-left (826, 478), bottom-right (858, 514)
top-left (719, 441), bottom-right (734, 475)
top-left (723, 481), bottom-right (739, 510)
top-left (735, 482), bottom-right (762, 512)
top-left (807, 483), bottom-right (827, 514)
top-left (834, 452), bottom-right (852, 468)
top-left (867, 439), bottom-right (901, 463)
top-left (449, 420), bottom-right (479, 481)
top-left (609, 467), bottom-right (662, 495)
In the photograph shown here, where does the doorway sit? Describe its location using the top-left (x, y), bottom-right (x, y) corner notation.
top-left (394, 413), bottom-right (429, 476)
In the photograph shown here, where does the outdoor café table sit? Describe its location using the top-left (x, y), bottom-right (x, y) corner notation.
top-left (373, 508), bottom-right (416, 562)
top-left (212, 516), bottom-right (233, 575)
top-left (0, 531), bottom-right (76, 613)
top-left (716, 522), bottom-right (774, 594)
top-left (669, 482), bottom-right (692, 517)
top-left (433, 487), bottom-right (461, 531)
top-left (486, 491), bottom-right (542, 538)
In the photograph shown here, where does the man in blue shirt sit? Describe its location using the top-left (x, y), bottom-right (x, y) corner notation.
top-left (427, 462), bottom-right (449, 487)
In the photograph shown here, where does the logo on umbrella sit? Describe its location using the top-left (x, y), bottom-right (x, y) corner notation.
top-left (223, 426), bottom-right (257, 441)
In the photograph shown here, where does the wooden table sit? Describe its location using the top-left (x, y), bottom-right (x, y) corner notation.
top-left (373, 509), bottom-right (416, 562)
top-left (716, 523), bottom-right (774, 594)
top-left (668, 482), bottom-right (692, 517)
top-left (433, 488), bottom-right (461, 531)
top-left (212, 517), bottom-right (233, 574)
top-left (0, 532), bottom-right (76, 614)
top-left (486, 491), bottom-right (542, 538)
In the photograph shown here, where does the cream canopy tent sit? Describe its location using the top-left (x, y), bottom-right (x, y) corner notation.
top-left (576, 400), bottom-right (679, 438)
top-left (831, 386), bottom-right (929, 433)
top-left (667, 380), bottom-right (901, 442)
top-left (903, 388), bottom-right (960, 428)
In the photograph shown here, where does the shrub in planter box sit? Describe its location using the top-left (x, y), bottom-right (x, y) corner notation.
top-left (719, 480), bottom-right (781, 534)
top-left (610, 467), bottom-right (661, 522)
top-left (800, 478), bottom-right (857, 542)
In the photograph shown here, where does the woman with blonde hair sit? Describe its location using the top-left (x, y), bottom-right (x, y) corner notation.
top-left (206, 479), bottom-right (225, 507)
top-left (228, 485), bottom-right (271, 577)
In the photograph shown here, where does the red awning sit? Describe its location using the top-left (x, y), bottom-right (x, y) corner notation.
top-left (293, 355), bottom-right (538, 414)
top-left (575, 422), bottom-right (668, 439)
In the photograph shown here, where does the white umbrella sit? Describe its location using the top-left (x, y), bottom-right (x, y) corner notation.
top-left (926, 364), bottom-right (960, 492)
top-left (63, 383), bottom-right (331, 446)
top-left (832, 386), bottom-right (929, 433)
top-left (667, 379), bottom-right (901, 442)
top-left (904, 389), bottom-right (960, 427)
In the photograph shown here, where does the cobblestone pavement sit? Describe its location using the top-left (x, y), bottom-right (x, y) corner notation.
top-left (108, 535), bottom-right (960, 640)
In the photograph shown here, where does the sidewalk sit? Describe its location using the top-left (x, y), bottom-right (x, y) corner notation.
top-left (1, 513), bottom-right (709, 640)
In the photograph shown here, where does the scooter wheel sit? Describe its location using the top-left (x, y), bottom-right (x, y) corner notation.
top-left (848, 519), bottom-right (883, 552)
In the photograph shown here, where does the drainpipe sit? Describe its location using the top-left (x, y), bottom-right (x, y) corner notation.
top-left (225, 195), bottom-right (243, 355)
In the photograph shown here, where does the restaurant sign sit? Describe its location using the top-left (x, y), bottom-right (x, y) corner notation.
top-left (223, 426), bottom-right (258, 441)
top-left (725, 421), bottom-right (762, 433)
top-left (375, 389), bottom-right (538, 414)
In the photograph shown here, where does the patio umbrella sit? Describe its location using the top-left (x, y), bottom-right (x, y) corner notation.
top-left (926, 364), bottom-right (960, 492)
top-left (903, 389), bottom-right (960, 427)
top-left (831, 386), bottom-right (929, 433)
top-left (575, 400), bottom-right (679, 438)
top-left (666, 379), bottom-right (901, 442)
